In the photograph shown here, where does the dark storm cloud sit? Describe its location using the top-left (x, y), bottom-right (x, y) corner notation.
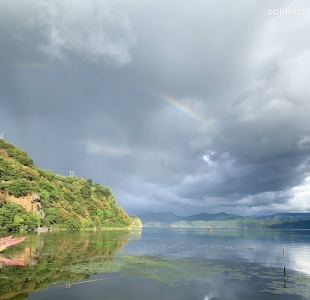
top-left (1, 0), bottom-right (310, 216)
top-left (178, 153), bottom-right (309, 199)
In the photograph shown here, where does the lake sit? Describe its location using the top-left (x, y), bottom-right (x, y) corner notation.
top-left (0, 228), bottom-right (309, 299)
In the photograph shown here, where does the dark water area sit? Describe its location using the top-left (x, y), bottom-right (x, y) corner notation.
top-left (0, 229), bottom-right (309, 299)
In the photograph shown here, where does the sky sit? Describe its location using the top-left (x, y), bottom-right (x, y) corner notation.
top-left (1, 0), bottom-right (310, 216)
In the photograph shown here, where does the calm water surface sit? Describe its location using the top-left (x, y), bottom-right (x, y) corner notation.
top-left (0, 229), bottom-right (309, 299)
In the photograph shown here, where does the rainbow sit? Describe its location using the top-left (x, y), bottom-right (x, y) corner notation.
top-left (160, 94), bottom-right (207, 124)
top-left (144, 88), bottom-right (208, 126)
top-left (142, 88), bottom-right (229, 144)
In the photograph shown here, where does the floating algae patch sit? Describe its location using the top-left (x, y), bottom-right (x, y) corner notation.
top-left (119, 255), bottom-right (221, 286)
top-left (66, 255), bottom-right (217, 285)
top-left (67, 255), bottom-right (243, 286)
top-left (66, 255), bottom-right (256, 285)
top-left (261, 274), bottom-right (310, 298)
top-left (224, 263), bottom-right (310, 298)
top-left (67, 261), bottom-right (122, 274)
top-left (66, 254), bottom-right (310, 297)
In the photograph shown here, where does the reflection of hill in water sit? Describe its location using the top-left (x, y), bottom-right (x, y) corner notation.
top-left (0, 231), bottom-right (131, 300)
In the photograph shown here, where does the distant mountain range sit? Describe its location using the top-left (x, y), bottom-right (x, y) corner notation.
top-left (138, 212), bottom-right (310, 229)
top-left (252, 213), bottom-right (310, 220)
top-left (139, 212), bottom-right (242, 223)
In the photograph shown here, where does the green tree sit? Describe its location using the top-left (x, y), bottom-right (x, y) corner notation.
top-left (64, 217), bottom-right (80, 231)
top-left (14, 215), bottom-right (24, 229)
top-left (93, 215), bottom-right (101, 229)
top-left (4, 179), bottom-right (33, 197)
top-left (80, 182), bottom-right (91, 199)
top-left (25, 212), bottom-right (41, 230)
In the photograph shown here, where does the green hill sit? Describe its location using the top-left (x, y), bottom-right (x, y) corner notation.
top-left (138, 212), bottom-right (310, 229)
top-left (0, 138), bottom-right (142, 231)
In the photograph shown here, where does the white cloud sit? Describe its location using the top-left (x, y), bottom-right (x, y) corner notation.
top-left (297, 136), bottom-right (310, 151)
top-left (288, 176), bottom-right (310, 211)
top-left (202, 151), bottom-right (217, 166)
top-left (228, 176), bottom-right (310, 215)
top-left (10, 33), bottom-right (24, 42)
top-left (83, 140), bottom-right (131, 156)
top-left (261, 136), bottom-right (271, 145)
top-left (203, 154), bottom-right (211, 163)
top-left (37, 0), bottom-right (135, 65)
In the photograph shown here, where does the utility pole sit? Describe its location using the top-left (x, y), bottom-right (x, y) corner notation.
top-left (69, 171), bottom-right (75, 176)
top-left (0, 132), bottom-right (3, 139)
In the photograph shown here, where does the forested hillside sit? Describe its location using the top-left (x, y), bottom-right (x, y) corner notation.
top-left (139, 212), bottom-right (310, 229)
top-left (0, 139), bottom-right (141, 231)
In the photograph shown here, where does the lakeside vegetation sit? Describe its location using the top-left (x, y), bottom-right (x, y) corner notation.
top-left (0, 139), bottom-right (141, 231)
